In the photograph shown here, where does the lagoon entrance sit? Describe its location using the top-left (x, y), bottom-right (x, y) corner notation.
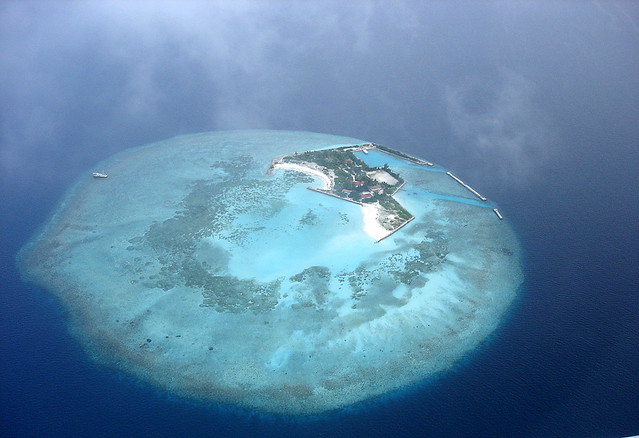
top-left (17, 130), bottom-right (522, 414)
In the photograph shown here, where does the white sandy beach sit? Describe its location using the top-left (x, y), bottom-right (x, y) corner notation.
top-left (274, 162), bottom-right (389, 241)
top-left (361, 203), bottom-right (390, 241)
top-left (274, 162), bottom-right (333, 190)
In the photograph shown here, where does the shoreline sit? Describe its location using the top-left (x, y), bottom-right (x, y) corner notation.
top-left (274, 155), bottom-right (414, 242)
top-left (361, 203), bottom-right (390, 241)
top-left (272, 162), bottom-right (332, 190)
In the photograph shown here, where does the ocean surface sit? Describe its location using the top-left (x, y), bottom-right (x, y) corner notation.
top-left (1, 133), bottom-right (637, 438)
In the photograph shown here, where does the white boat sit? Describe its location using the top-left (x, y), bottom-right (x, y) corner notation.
top-left (92, 171), bottom-right (108, 178)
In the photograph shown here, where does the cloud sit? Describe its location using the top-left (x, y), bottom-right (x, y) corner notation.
top-left (0, 1), bottom-right (306, 181)
top-left (444, 70), bottom-right (556, 184)
top-left (593, 0), bottom-right (639, 35)
top-left (5, 0), bottom-right (615, 190)
top-left (0, 1), bottom-right (387, 156)
top-left (2, 0), bottom-right (427, 188)
top-left (73, 0), bottom-right (392, 130)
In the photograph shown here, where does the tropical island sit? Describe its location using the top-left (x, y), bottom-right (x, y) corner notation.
top-left (269, 144), bottom-right (430, 241)
top-left (17, 131), bottom-right (523, 415)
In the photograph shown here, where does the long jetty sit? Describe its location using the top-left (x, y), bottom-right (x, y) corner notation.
top-left (446, 172), bottom-right (487, 201)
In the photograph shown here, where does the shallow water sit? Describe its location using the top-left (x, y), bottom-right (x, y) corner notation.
top-left (16, 130), bottom-right (523, 415)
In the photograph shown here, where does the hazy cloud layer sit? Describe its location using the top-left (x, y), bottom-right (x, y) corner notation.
top-left (1, 1), bottom-right (398, 184)
top-left (444, 71), bottom-right (555, 183)
top-left (1, 1), bottom-right (637, 189)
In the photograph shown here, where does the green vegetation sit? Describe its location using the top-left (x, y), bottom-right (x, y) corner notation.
top-left (280, 145), bottom-right (415, 236)
top-left (282, 147), bottom-right (403, 201)
top-left (378, 196), bottom-right (412, 221)
top-left (373, 143), bottom-right (429, 164)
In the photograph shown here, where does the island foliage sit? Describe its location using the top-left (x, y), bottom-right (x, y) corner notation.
top-left (276, 145), bottom-right (416, 238)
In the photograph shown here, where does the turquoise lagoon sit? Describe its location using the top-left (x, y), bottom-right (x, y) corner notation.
top-left (17, 131), bottom-right (523, 414)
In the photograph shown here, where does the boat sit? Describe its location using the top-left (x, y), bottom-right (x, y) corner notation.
top-left (92, 171), bottom-right (108, 178)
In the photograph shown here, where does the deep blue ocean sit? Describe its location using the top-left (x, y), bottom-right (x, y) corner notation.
top-left (1, 135), bottom-right (637, 438)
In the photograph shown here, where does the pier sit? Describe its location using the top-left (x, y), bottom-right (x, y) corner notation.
top-left (493, 208), bottom-right (504, 220)
top-left (446, 172), bottom-right (487, 201)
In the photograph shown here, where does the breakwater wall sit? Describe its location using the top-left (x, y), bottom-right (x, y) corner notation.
top-left (376, 216), bottom-right (415, 243)
top-left (390, 181), bottom-right (407, 196)
top-left (307, 187), bottom-right (364, 205)
top-left (372, 146), bottom-right (434, 166)
top-left (446, 172), bottom-right (487, 201)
